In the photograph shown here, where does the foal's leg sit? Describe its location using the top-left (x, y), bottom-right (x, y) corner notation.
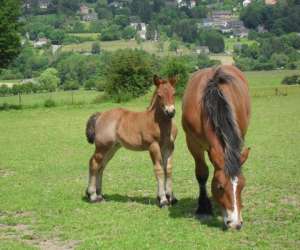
top-left (87, 148), bottom-right (105, 202)
top-left (164, 145), bottom-right (177, 205)
top-left (87, 145), bottom-right (118, 202)
top-left (186, 136), bottom-right (212, 215)
top-left (149, 143), bottom-right (168, 207)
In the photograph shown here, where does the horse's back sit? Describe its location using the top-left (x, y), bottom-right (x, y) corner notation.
top-left (182, 65), bottom-right (250, 145)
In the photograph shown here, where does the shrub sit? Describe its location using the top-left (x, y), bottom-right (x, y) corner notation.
top-left (161, 58), bottom-right (189, 96)
top-left (91, 42), bottom-right (101, 54)
top-left (39, 68), bottom-right (60, 92)
top-left (0, 84), bottom-right (10, 96)
top-left (281, 75), bottom-right (300, 85)
top-left (44, 99), bottom-right (56, 107)
top-left (105, 49), bottom-right (154, 102)
top-left (62, 80), bottom-right (80, 91)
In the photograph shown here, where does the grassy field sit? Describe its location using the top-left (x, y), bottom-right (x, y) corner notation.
top-left (0, 91), bottom-right (299, 249)
top-left (61, 39), bottom-right (190, 56)
top-left (224, 37), bottom-right (257, 52)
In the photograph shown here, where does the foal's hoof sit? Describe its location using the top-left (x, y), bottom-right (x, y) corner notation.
top-left (157, 197), bottom-right (169, 208)
top-left (86, 190), bottom-right (104, 203)
top-left (196, 197), bottom-right (213, 216)
top-left (90, 196), bottom-right (104, 203)
top-left (166, 194), bottom-right (178, 206)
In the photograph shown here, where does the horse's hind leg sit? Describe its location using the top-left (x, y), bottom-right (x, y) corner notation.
top-left (186, 136), bottom-right (212, 216)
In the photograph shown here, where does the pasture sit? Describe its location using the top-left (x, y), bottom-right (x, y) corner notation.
top-left (0, 88), bottom-right (299, 249)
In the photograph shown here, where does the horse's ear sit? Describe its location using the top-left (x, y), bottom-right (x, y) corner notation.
top-left (169, 75), bottom-right (178, 87)
top-left (153, 75), bottom-right (162, 86)
top-left (240, 147), bottom-right (251, 165)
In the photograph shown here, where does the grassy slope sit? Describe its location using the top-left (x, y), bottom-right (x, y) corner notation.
top-left (0, 93), bottom-right (299, 249)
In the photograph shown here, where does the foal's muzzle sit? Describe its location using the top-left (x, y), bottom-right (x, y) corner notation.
top-left (164, 105), bottom-right (176, 118)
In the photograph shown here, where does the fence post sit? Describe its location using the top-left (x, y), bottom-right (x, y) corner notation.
top-left (18, 93), bottom-right (22, 106)
top-left (71, 91), bottom-right (74, 105)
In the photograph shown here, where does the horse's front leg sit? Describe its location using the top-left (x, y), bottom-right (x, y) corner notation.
top-left (165, 151), bottom-right (178, 205)
top-left (149, 143), bottom-right (168, 207)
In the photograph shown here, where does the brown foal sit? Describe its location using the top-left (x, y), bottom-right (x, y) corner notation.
top-left (182, 65), bottom-right (251, 230)
top-left (85, 75), bottom-right (178, 207)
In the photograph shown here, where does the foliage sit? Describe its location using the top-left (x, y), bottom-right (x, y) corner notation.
top-left (91, 42), bottom-right (101, 54)
top-left (198, 30), bottom-right (225, 53)
top-left (38, 68), bottom-right (60, 92)
top-left (281, 75), bottom-right (300, 85)
top-left (44, 98), bottom-right (56, 107)
top-left (161, 57), bottom-right (189, 96)
top-left (105, 49), bottom-right (154, 102)
top-left (100, 25), bottom-right (122, 41)
top-left (61, 80), bottom-right (80, 90)
top-left (240, 0), bottom-right (300, 34)
top-left (0, 0), bottom-right (22, 68)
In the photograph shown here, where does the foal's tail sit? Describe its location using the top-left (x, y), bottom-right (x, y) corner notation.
top-left (86, 112), bottom-right (101, 144)
top-left (203, 67), bottom-right (243, 177)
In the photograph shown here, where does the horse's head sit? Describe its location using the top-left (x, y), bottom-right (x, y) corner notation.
top-left (153, 75), bottom-right (177, 119)
top-left (210, 147), bottom-right (250, 230)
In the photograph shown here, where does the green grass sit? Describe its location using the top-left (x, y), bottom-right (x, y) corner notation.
top-left (0, 90), bottom-right (102, 107)
top-left (0, 91), bottom-right (299, 249)
top-left (61, 39), bottom-right (190, 56)
top-left (224, 37), bottom-right (257, 52)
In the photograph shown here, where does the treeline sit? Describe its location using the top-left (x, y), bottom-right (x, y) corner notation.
top-left (234, 32), bottom-right (300, 71)
top-left (240, 0), bottom-right (300, 35)
top-left (0, 48), bottom-right (220, 100)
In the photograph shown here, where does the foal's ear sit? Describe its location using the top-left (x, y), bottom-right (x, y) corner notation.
top-left (169, 75), bottom-right (178, 87)
top-left (240, 147), bottom-right (251, 165)
top-left (153, 75), bottom-right (163, 86)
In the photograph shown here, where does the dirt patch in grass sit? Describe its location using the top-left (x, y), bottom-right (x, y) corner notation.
top-left (0, 168), bottom-right (15, 177)
top-left (281, 195), bottom-right (299, 207)
top-left (0, 212), bottom-right (79, 250)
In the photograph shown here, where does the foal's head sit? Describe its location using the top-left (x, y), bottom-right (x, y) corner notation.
top-left (153, 75), bottom-right (177, 118)
top-left (210, 147), bottom-right (250, 230)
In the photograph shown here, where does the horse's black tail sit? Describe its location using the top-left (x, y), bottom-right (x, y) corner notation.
top-left (203, 68), bottom-right (243, 177)
top-left (86, 112), bottom-right (101, 144)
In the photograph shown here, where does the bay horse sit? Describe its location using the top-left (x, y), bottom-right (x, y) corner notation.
top-left (182, 65), bottom-right (251, 230)
top-left (85, 75), bottom-right (178, 207)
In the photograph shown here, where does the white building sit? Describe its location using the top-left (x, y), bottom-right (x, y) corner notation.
top-left (243, 0), bottom-right (252, 7)
top-left (130, 22), bottom-right (147, 40)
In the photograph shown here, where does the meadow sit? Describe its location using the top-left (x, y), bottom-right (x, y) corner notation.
top-left (0, 77), bottom-right (300, 249)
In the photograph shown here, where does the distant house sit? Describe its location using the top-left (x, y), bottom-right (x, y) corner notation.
top-left (33, 38), bottom-right (49, 48)
top-left (39, 0), bottom-right (50, 9)
top-left (195, 46), bottom-right (210, 55)
top-left (265, 0), bottom-right (277, 5)
top-left (130, 22), bottom-right (147, 40)
top-left (80, 5), bottom-right (89, 15)
top-left (243, 0), bottom-right (252, 7)
top-left (177, 0), bottom-right (196, 8)
top-left (82, 13), bottom-right (98, 22)
top-left (211, 11), bottom-right (233, 21)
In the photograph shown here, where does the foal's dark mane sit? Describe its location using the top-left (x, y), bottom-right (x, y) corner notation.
top-left (203, 68), bottom-right (243, 177)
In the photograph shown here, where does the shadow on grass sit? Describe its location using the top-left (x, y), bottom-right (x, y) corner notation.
top-left (82, 193), bottom-right (224, 229)
top-left (167, 197), bottom-right (224, 229)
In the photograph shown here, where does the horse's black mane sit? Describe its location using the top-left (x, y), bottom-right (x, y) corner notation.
top-left (203, 68), bottom-right (243, 177)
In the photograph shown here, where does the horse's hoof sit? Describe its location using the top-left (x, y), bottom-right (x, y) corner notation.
top-left (90, 196), bottom-right (104, 203)
top-left (196, 197), bottom-right (213, 216)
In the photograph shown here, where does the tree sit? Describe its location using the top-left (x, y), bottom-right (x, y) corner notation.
top-left (161, 57), bottom-right (189, 96)
top-left (91, 42), bottom-right (101, 54)
top-left (105, 49), bottom-right (154, 102)
top-left (39, 68), bottom-right (60, 92)
top-left (0, 0), bottom-right (22, 68)
top-left (122, 26), bottom-right (136, 40)
top-left (199, 31), bottom-right (225, 53)
top-left (169, 40), bottom-right (179, 52)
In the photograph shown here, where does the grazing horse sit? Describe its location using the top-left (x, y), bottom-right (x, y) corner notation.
top-left (182, 65), bottom-right (251, 230)
top-left (85, 75), bottom-right (178, 207)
